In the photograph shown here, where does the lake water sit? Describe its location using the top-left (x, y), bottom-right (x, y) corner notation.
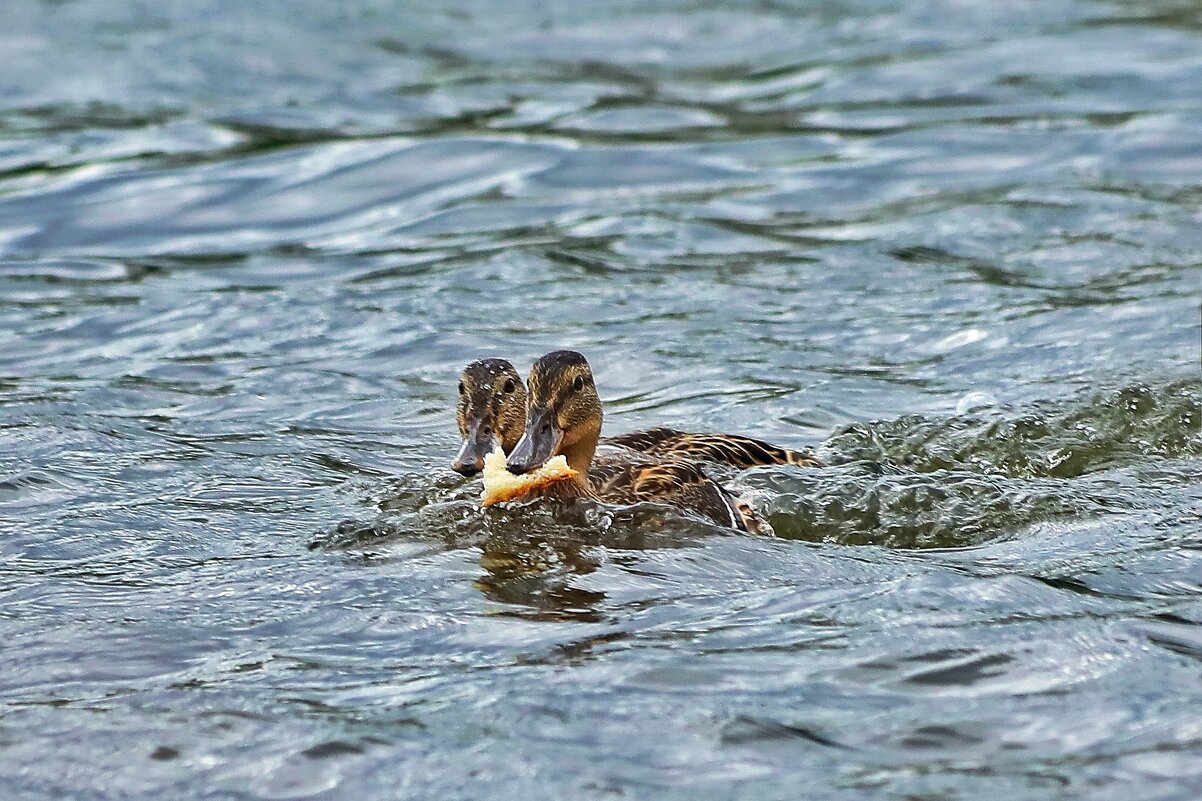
top-left (1, 1), bottom-right (1200, 799)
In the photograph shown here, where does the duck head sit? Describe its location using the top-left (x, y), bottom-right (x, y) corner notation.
top-left (452, 358), bottom-right (527, 476)
top-left (506, 350), bottom-right (602, 477)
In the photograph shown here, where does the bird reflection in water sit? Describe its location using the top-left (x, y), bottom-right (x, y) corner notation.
top-left (470, 500), bottom-right (715, 622)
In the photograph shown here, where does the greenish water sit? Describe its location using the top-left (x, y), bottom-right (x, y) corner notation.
top-left (1, 1), bottom-right (1200, 799)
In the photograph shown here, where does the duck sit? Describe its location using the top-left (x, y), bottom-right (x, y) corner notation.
top-left (452, 358), bottom-right (527, 476)
top-left (451, 358), bottom-right (821, 477)
top-left (502, 350), bottom-right (775, 533)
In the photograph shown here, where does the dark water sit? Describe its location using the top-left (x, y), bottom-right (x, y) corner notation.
top-left (2, 0), bottom-right (1201, 798)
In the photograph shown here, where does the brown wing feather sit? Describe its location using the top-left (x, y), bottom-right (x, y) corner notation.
top-left (603, 427), bottom-right (823, 468)
top-left (630, 460), bottom-right (708, 497)
top-left (602, 427), bottom-right (685, 453)
top-left (588, 452), bottom-right (746, 530)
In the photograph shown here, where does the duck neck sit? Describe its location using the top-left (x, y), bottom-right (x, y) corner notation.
top-left (559, 417), bottom-right (601, 493)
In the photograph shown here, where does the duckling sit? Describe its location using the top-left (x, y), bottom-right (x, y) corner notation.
top-left (450, 359), bottom-right (821, 476)
top-left (504, 350), bottom-right (770, 533)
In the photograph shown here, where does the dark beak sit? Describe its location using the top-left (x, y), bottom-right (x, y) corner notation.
top-left (451, 421), bottom-right (495, 476)
top-left (506, 406), bottom-right (561, 475)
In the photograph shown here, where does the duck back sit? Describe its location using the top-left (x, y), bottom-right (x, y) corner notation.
top-left (603, 426), bottom-right (821, 469)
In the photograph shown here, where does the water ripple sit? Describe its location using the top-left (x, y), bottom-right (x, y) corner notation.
top-left (2, 1), bottom-right (1200, 799)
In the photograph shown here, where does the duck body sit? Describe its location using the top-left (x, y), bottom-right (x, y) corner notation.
top-left (505, 442), bottom-right (765, 532)
top-left (502, 351), bottom-right (774, 533)
top-left (591, 447), bottom-right (766, 532)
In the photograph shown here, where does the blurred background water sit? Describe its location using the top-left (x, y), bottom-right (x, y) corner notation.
top-left (1, 0), bottom-right (1201, 799)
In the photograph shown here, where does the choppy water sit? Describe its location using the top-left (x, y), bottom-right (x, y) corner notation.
top-left (2, 1), bottom-right (1201, 799)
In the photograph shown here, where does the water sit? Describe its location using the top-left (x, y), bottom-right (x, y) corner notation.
top-left (2, 0), bottom-right (1200, 798)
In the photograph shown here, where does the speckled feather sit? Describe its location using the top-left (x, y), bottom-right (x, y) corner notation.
top-left (530, 447), bottom-right (766, 532)
top-left (604, 426), bottom-right (823, 469)
top-left (588, 453), bottom-right (758, 531)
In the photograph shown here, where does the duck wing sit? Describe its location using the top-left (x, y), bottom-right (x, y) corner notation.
top-left (590, 452), bottom-right (756, 532)
top-left (603, 426), bottom-right (822, 468)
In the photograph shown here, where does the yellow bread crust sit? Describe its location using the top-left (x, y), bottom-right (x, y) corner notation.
top-left (480, 448), bottom-right (578, 507)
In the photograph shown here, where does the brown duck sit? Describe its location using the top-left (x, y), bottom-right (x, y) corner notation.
top-left (451, 357), bottom-right (821, 477)
top-left (501, 351), bottom-right (783, 532)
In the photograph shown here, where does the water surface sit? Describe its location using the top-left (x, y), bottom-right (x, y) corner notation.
top-left (1, 1), bottom-right (1201, 799)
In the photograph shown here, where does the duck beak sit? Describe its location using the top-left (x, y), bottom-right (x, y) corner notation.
top-left (506, 406), bottom-right (561, 475)
top-left (451, 421), bottom-right (495, 476)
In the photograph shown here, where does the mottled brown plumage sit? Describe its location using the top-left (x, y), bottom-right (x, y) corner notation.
top-left (452, 358), bottom-right (822, 477)
top-left (605, 426), bottom-right (823, 469)
top-left (586, 454), bottom-right (754, 531)
top-left (504, 351), bottom-right (771, 532)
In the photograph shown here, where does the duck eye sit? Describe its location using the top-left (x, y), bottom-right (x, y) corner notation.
top-left (458, 381), bottom-right (466, 395)
top-left (573, 375), bottom-right (585, 392)
top-left (503, 378), bottom-right (516, 394)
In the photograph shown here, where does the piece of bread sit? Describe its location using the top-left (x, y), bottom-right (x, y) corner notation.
top-left (480, 448), bottom-right (578, 507)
